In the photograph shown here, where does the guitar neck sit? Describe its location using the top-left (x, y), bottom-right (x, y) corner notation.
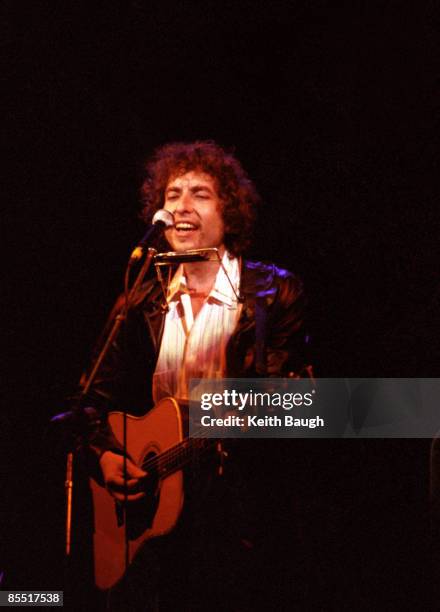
top-left (143, 437), bottom-right (217, 480)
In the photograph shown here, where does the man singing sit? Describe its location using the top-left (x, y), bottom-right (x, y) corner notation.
top-left (82, 141), bottom-right (310, 610)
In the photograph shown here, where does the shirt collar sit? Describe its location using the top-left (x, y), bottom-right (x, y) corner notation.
top-left (166, 251), bottom-right (240, 307)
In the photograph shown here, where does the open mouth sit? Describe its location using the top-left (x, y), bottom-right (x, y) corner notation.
top-left (174, 222), bottom-right (198, 233)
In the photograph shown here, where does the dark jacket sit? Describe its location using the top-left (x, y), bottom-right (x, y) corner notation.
top-left (81, 260), bottom-right (310, 462)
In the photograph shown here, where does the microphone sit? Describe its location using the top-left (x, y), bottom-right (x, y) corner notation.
top-left (129, 209), bottom-right (174, 262)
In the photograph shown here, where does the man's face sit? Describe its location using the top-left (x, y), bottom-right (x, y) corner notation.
top-left (163, 170), bottom-right (226, 255)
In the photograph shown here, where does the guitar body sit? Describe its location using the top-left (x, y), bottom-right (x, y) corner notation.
top-left (90, 397), bottom-right (185, 590)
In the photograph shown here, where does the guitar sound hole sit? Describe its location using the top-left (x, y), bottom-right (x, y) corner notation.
top-left (125, 451), bottom-right (160, 540)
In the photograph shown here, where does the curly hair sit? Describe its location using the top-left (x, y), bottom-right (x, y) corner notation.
top-left (140, 141), bottom-right (259, 256)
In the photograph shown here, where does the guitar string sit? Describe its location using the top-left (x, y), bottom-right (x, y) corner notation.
top-left (143, 441), bottom-right (215, 479)
top-left (141, 443), bottom-right (212, 479)
top-left (140, 429), bottom-right (213, 474)
top-left (139, 426), bottom-right (222, 476)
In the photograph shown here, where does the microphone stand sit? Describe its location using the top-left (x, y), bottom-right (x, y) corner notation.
top-left (63, 247), bottom-right (157, 562)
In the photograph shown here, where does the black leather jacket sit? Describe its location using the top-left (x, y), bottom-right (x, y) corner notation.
top-left (82, 260), bottom-right (309, 462)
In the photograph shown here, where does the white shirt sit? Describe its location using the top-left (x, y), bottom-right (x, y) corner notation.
top-left (152, 252), bottom-right (242, 403)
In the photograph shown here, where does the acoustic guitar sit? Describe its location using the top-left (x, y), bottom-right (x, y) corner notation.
top-left (90, 397), bottom-right (218, 590)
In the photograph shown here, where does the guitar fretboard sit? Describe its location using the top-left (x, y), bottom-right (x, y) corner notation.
top-left (141, 437), bottom-right (216, 480)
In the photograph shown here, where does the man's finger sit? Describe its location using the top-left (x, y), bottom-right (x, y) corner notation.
top-left (107, 477), bottom-right (142, 490)
top-left (125, 460), bottom-right (147, 478)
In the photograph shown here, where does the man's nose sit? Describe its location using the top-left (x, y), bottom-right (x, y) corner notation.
top-left (175, 191), bottom-right (193, 213)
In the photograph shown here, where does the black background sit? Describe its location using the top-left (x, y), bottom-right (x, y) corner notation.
top-left (2, 1), bottom-right (437, 608)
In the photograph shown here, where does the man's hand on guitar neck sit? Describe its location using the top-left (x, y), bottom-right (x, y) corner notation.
top-left (99, 451), bottom-right (147, 502)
